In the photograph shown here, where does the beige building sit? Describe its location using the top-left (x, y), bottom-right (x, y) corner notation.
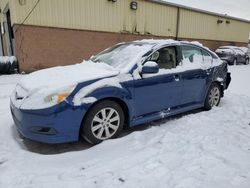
top-left (0, 0), bottom-right (250, 72)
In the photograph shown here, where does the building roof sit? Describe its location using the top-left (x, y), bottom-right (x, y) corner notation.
top-left (148, 0), bottom-right (250, 24)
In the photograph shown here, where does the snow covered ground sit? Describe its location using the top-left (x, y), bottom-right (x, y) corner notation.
top-left (0, 65), bottom-right (250, 188)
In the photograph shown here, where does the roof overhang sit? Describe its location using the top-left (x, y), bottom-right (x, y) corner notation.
top-left (147, 0), bottom-right (250, 24)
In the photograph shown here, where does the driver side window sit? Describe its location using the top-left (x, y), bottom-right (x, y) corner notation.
top-left (149, 46), bottom-right (177, 69)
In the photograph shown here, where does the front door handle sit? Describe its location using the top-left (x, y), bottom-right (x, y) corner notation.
top-left (206, 68), bottom-right (212, 75)
top-left (174, 75), bottom-right (180, 82)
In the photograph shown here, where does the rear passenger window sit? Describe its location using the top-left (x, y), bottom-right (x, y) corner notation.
top-left (181, 45), bottom-right (213, 68)
top-left (181, 46), bottom-right (202, 63)
top-left (234, 49), bottom-right (245, 55)
top-left (202, 50), bottom-right (213, 65)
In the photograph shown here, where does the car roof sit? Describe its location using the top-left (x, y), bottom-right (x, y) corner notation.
top-left (125, 39), bottom-right (217, 58)
top-left (219, 46), bottom-right (246, 50)
top-left (129, 39), bottom-right (211, 50)
top-left (219, 46), bottom-right (236, 49)
top-left (131, 39), bottom-right (203, 45)
top-left (129, 39), bottom-right (179, 46)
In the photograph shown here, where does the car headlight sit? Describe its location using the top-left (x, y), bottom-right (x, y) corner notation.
top-left (44, 85), bottom-right (76, 104)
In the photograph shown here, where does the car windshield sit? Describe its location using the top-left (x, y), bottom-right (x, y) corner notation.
top-left (90, 43), bottom-right (154, 71)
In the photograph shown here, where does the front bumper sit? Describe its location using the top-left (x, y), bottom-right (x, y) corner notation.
top-left (10, 101), bottom-right (86, 144)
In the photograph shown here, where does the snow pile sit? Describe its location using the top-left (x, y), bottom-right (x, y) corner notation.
top-left (0, 56), bottom-right (16, 64)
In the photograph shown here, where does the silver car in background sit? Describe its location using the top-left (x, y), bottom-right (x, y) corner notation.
top-left (215, 46), bottom-right (249, 65)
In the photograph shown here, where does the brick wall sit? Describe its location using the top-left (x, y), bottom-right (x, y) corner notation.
top-left (13, 25), bottom-right (248, 73)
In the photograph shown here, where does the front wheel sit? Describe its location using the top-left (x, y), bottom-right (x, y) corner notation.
top-left (204, 83), bottom-right (222, 110)
top-left (80, 100), bottom-right (124, 144)
top-left (233, 59), bottom-right (237, 66)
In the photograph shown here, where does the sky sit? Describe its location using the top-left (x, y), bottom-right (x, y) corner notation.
top-left (164, 0), bottom-right (250, 21)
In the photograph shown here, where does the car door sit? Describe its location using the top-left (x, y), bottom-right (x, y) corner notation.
top-left (179, 45), bottom-right (212, 107)
top-left (234, 49), bottom-right (245, 63)
top-left (238, 49), bottom-right (246, 63)
top-left (133, 46), bottom-right (183, 118)
top-left (233, 49), bottom-right (240, 62)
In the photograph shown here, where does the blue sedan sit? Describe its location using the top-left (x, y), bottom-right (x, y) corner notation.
top-left (10, 40), bottom-right (231, 144)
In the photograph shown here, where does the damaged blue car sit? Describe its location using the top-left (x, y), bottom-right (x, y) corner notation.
top-left (10, 40), bottom-right (231, 144)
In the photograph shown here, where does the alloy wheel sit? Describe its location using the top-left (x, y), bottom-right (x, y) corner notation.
top-left (246, 59), bottom-right (249, 65)
top-left (208, 87), bottom-right (220, 107)
top-left (91, 108), bottom-right (120, 140)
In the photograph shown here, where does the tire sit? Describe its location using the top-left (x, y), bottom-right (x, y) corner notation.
top-left (80, 100), bottom-right (124, 144)
top-left (0, 63), bottom-right (4, 74)
top-left (10, 61), bottom-right (18, 74)
top-left (233, 59), bottom-right (237, 66)
top-left (204, 83), bottom-right (222, 110)
top-left (245, 59), bottom-right (249, 65)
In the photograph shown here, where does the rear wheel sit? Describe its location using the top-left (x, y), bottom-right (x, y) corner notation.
top-left (245, 59), bottom-right (249, 65)
top-left (204, 83), bottom-right (221, 110)
top-left (80, 100), bottom-right (124, 144)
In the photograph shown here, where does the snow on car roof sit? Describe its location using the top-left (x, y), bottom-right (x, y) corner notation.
top-left (132, 39), bottom-right (205, 46)
top-left (135, 38), bottom-right (210, 46)
top-left (130, 39), bottom-right (217, 57)
top-left (131, 39), bottom-right (209, 49)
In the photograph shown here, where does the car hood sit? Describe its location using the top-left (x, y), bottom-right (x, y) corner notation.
top-left (18, 60), bottom-right (120, 93)
top-left (11, 61), bottom-right (120, 109)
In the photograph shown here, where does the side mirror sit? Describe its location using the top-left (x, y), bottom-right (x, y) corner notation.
top-left (141, 61), bottom-right (159, 74)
